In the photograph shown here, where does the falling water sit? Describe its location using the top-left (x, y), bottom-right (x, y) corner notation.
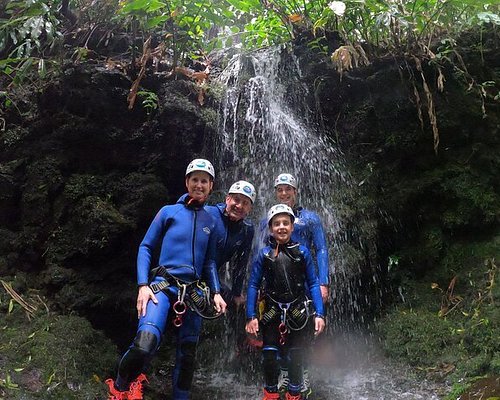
top-left (198, 45), bottom-right (444, 399)
top-left (216, 45), bottom-right (344, 214)
top-left (214, 45), bottom-right (380, 327)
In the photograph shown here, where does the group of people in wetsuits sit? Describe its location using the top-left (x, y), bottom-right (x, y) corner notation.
top-left (105, 158), bottom-right (331, 400)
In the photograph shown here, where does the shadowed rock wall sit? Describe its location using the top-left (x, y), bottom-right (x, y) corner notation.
top-left (0, 64), bottom-right (216, 343)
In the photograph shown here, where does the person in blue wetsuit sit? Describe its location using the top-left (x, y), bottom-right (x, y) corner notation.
top-left (106, 159), bottom-right (226, 400)
top-left (273, 173), bottom-right (330, 301)
top-left (205, 180), bottom-right (256, 306)
top-left (246, 204), bottom-right (325, 400)
top-left (271, 173), bottom-right (331, 397)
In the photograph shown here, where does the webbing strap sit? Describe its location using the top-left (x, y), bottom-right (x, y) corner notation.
top-left (149, 279), bottom-right (170, 294)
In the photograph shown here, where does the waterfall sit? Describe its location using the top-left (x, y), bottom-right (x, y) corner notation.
top-left (216, 45), bottom-right (344, 213)
top-left (195, 44), bottom-right (442, 400)
top-left (215, 45), bottom-right (381, 329)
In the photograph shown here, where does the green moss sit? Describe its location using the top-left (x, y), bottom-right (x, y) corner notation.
top-left (439, 168), bottom-right (498, 230)
top-left (45, 196), bottom-right (134, 264)
top-left (491, 353), bottom-right (500, 374)
top-left (63, 174), bottom-right (107, 201)
top-left (200, 107), bottom-right (218, 131)
top-left (441, 238), bottom-right (500, 279)
top-left (0, 290), bottom-right (117, 399)
top-left (376, 308), bottom-right (457, 366)
top-left (381, 250), bottom-right (500, 382)
top-left (205, 81), bottom-right (227, 102)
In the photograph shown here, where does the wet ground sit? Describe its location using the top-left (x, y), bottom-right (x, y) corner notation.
top-left (145, 332), bottom-right (449, 399)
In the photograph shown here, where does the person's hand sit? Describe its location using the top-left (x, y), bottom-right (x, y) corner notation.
top-left (213, 293), bottom-right (227, 314)
top-left (314, 316), bottom-right (325, 336)
top-left (233, 294), bottom-right (246, 308)
top-left (245, 318), bottom-right (259, 336)
top-left (137, 285), bottom-right (158, 318)
top-left (320, 285), bottom-right (329, 303)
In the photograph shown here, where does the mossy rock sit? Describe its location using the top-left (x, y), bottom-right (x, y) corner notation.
top-left (376, 308), bottom-right (458, 367)
top-left (0, 289), bottom-right (118, 399)
top-left (45, 195), bottom-right (134, 265)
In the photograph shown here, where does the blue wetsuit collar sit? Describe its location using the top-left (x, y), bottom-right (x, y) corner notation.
top-left (178, 193), bottom-right (205, 210)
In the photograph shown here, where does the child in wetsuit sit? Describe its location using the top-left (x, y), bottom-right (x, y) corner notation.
top-left (246, 204), bottom-right (326, 400)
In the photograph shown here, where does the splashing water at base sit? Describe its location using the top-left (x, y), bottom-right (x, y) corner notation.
top-left (190, 333), bottom-right (444, 399)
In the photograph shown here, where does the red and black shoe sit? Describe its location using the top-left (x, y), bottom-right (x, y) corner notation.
top-left (127, 374), bottom-right (149, 400)
top-left (263, 388), bottom-right (281, 400)
top-left (285, 392), bottom-right (303, 400)
top-left (105, 378), bottom-right (128, 400)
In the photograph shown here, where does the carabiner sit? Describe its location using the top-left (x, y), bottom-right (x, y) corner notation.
top-left (173, 300), bottom-right (187, 315)
top-left (278, 322), bottom-right (288, 335)
top-left (173, 315), bottom-right (183, 327)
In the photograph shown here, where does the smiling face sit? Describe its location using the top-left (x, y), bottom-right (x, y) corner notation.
top-left (275, 184), bottom-right (297, 208)
top-left (185, 171), bottom-right (213, 203)
top-left (269, 213), bottom-right (294, 244)
top-left (225, 193), bottom-right (252, 222)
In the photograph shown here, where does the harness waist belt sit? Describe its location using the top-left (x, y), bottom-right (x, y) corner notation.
top-left (149, 279), bottom-right (170, 294)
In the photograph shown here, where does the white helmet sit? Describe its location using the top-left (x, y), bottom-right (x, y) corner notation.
top-left (185, 159), bottom-right (215, 179)
top-left (267, 204), bottom-right (295, 225)
top-left (228, 180), bottom-right (256, 203)
top-left (274, 173), bottom-right (297, 189)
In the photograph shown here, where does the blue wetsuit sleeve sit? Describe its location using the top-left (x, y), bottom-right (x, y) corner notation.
top-left (246, 251), bottom-right (264, 319)
top-left (204, 228), bottom-right (221, 293)
top-left (303, 247), bottom-right (325, 317)
top-left (137, 207), bottom-right (168, 286)
top-left (231, 225), bottom-right (255, 297)
top-left (311, 212), bottom-right (330, 286)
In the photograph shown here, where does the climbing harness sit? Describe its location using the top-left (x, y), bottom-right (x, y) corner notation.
top-left (149, 266), bottom-right (222, 327)
top-left (260, 295), bottom-right (312, 345)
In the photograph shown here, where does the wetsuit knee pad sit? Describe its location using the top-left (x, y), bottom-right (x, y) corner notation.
top-left (262, 347), bottom-right (279, 385)
top-left (262, 346), bottom-right (279, 361)
top-left (119, 330), bottom-right (158, 380)
top-left (134, 330), bottom-right (159, 354)
top-left (177, 341), bottom-right (197, 390)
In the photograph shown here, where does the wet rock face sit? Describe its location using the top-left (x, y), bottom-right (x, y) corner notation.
top-left (294, 33), bottom-right (499, 272)
top-left (0, 63), bottom-right (215, 340)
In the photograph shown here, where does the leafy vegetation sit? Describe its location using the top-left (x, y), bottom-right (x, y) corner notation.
top-left (378, 237), bottom-right (500, 394)
top-left (1, 0), bottom-right (498, 87)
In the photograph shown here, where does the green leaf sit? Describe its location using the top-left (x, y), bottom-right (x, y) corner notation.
top-left (8, 299), bottom-right (13, 313)
top-left (13, 57), bottom-right (34, 85)
top-left (120, 0), bottom-right (150, 12)
top-left (145, 15), bottom-right (168, 29)
top-left (146, 0), bottom-right (167, 13)
top-left (223, 9), bottom-right (235, 19)
top-left (121, 0), bottom-right (166, 13)
top-left (226, 0), bottom-right (252, 13)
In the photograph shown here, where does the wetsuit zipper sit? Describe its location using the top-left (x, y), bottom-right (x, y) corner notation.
top-left (192, 210), bottom-right (197, 274)
top-left (280, 249), bottom-right (292, 293)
